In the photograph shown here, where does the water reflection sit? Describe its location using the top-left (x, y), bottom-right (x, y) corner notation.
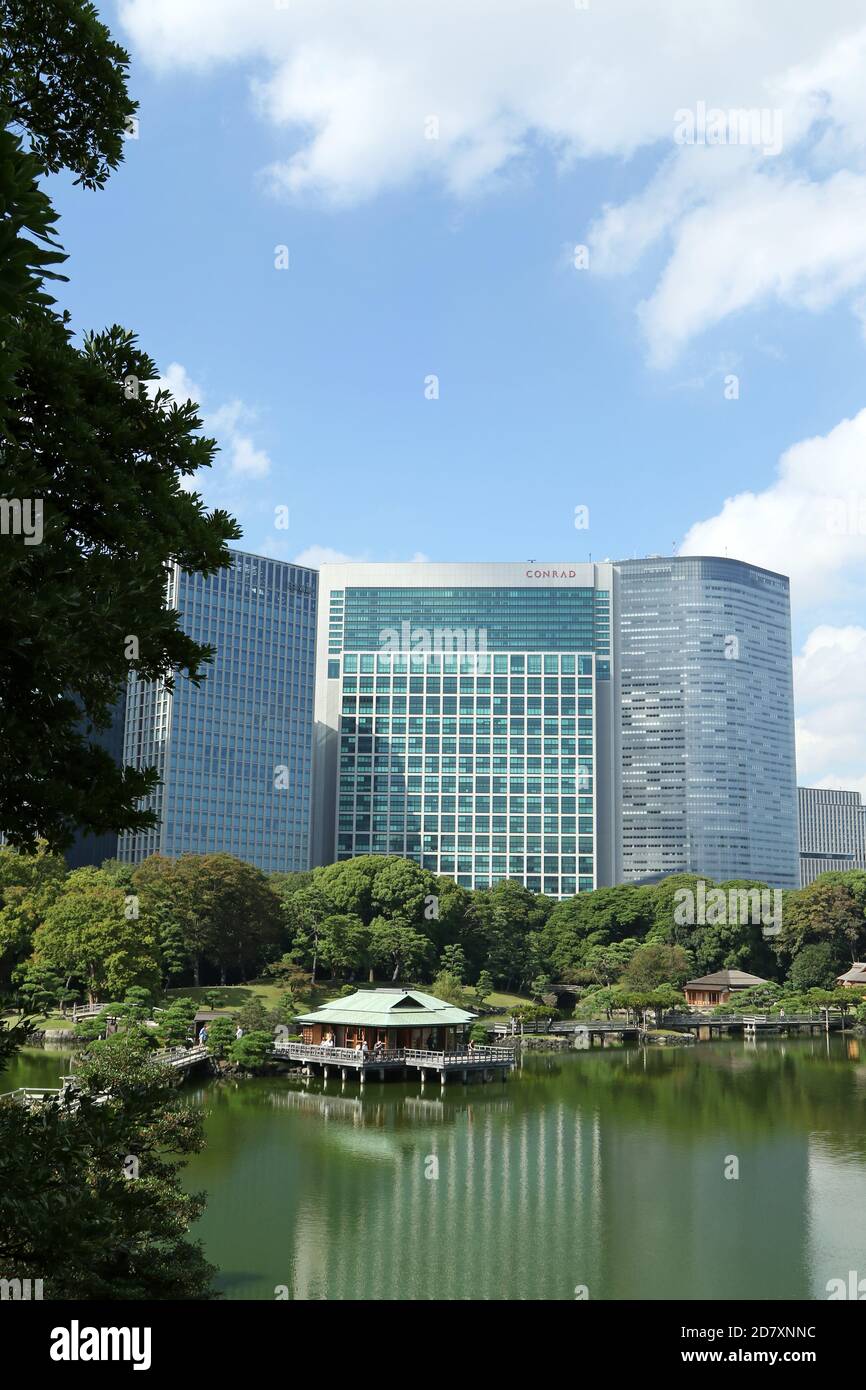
top-left (8, 1039), bottom-right (866, 1301)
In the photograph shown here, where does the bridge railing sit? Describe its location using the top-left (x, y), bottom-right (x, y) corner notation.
top-left (71, 1003), bottom-right (119, 1022)
top-left (0, 1085), bottom-right (66, 1104)
top-left (150, 1044), bottom-right (209, 1065)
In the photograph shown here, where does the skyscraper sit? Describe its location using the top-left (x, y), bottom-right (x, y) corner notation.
top-left (64, 688), bottom-right (127, 869)
top-left (313, 562), bottom-right (618, 895)
top-left (119, 551), bottom-right (317, 873)
top-left (798, 786), bottom-right (866, 886)
top-left (615, 555), bottom-right (799, 888)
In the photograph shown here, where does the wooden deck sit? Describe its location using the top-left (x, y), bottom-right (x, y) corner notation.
top-left (271, 1040), bottom-right (514, 1084)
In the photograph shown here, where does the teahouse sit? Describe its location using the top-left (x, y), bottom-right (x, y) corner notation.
top-left (683, 969), bottom-right (768, 1009)
top-left (836, 963), bottom-right (866, 988)
top-left (296, 988), bottom-right (475, 1051)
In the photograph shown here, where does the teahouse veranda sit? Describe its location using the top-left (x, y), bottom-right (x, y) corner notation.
top-left (296, 988), bottom-right (475, 1051)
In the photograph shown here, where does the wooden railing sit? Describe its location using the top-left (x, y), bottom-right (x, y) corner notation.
top-left (403, 1046), bottom-right (514, 1064)
top-left (150, 1044), bottom-right (209, 1066)
top-left (273, 1041), bottom-right (404, 1064)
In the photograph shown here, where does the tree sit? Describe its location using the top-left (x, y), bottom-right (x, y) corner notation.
top-left (318, 912), bottom-right (369, 980)
top-left (158, 997), bottom-right (198, 1047)
top-left (204, 1017), bottom-right (235, 1060)
top-left (130, 855), bottom-right (189, 986)
top-left (787, 942), bottom-right (841, 992)
top-left (0, 0), bottom-right (137, 189)
top-left (581, 940), bottom-right (639, 986)
top-left (0, 1025), bottom-right (217, 1298)
top-left (12, 960), bottom-right (75, 1016)
top-left (440, 943), bottom-right (467, 981)
top-left (312, 856), bottom-right (390, 921)
top-left (778, 881), bottom-right (865, 968)
top-left (0, 1), bottom-right (240, 854)
top-left (429, 970), bottom-right (473, 1009)
top-left (367, 917), bottom-right (433, 982)
top-left (280, 884), bottom-right (334, 983)
top-left (169, 855), bottom-right (282, 986)
top-left (234, 999), bottom-right (268, 1032)
top-left (371, 858), bottom-right (436, 925)
top-left (0, 841), bottom-right (67, 987)
top-left (229, 1030), bottom-right (272, 1070)
top-left (29, 866), bottom-right (161, 1002)
top-left (537, 884), bottom-right (654, 980)
top-left (474, 969), bottom-right (494, 1008)
top-left (473, 880), bottom-right (552, 990)
top-left (621, 943), bottom-right (691, 992)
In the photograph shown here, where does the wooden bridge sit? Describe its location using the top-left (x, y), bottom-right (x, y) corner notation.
top-left (0, 1046), bottom-right (210, 1109)
top-left (660, 1012), bottom-right (840, 1037)
top-left (149, 1044), bottom-right (210, 1071)
top-left (271, 1040), bottom-right (515, 1085)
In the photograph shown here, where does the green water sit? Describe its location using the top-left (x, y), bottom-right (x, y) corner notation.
top-left (8, 1037), bottom-right (866, 1300)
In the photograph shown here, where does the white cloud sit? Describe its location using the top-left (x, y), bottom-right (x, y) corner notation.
top-left (120, 0), bottom-right (866, 360)
top-left (292, 545), bottom-right (362, 568)
top-left (680, 407), bottom-right (866, 608)
top-left (154, 363), bottom-right (272, 483)
top-left (683, 408), bottom-right (866, 791)
top-left (794, 626), bottom-right (866, 799)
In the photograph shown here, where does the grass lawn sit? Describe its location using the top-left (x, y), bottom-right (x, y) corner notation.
top-left (485, 990), bottom-right (531, 1009)
top-left (2, 1009), bottom-right (74, 1029)
top-left (163, 978), bottom-right (408, 1016)
top-left (3, 981), bottom-right (536, 1030)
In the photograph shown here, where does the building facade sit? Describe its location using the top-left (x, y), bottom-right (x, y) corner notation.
top-left (798, 786), bottom-right (866, 886)
top-left (312, 563), bottom-right (618, 896)
top-left (64, 688), bottom-right (127, 869)
top-left (118, 551), bottom-right (317, 873)
top-left (615, 556), bottom-right (799, 889)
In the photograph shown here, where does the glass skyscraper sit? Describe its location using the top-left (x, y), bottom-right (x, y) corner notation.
top-left (615, 556), bottom-right (799, 888)
top-left (119, 551), bottom-right (317, 873)
top-left (313, 563), bottom-right (617, 895)
top-left (798, 786), bottom-right (866, 886)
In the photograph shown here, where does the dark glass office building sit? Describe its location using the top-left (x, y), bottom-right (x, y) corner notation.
top-left (119, 551), bottom-right (317, 873)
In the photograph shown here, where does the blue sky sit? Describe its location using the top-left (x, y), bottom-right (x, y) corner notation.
top-left (47, 1), bottom-right (866, 792)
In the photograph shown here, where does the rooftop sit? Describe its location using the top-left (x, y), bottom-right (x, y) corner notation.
top-left (296, 988), bottom-right (476, 1029)
top-left (685, 970), bottom-right (768, 989)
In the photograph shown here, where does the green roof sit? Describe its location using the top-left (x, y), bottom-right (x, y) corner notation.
top-left (296, 988), bottom-right (476, 1029)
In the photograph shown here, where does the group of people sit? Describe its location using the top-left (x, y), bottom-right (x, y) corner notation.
top-left (352, 1038), bottom-right (388, 1060)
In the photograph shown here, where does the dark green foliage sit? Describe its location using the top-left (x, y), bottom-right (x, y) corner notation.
top-left (0, 2), bottom-right (240, 854)
top-left (0, 0), bottom-right (136, 189)
top-left (0, 1024), bottom-right (217, 1298)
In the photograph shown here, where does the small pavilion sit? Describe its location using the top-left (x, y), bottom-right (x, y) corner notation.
top-left (296, 988), bottom-right (475, 1051)
top-left (683, 969), bottom-right (768, 1009)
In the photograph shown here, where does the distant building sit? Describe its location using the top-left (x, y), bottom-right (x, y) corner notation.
top-left (798, 787), bottom-right (866, 887)
top-left (835, 964), bottom-right (866, 989)
top-left (64, 688), bottom-right (127, 869)
top-left (119, 551), bottom-right (317, 873)
top-left (313, 561), bottom-right (616, 897)
top-left (616, 556), bottom-right (799, 889)
top-left (683, 969), bottom-right (768, 1009)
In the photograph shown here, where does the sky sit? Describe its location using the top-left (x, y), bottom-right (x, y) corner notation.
top-left (47, 0), bottom-right (866, 795)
